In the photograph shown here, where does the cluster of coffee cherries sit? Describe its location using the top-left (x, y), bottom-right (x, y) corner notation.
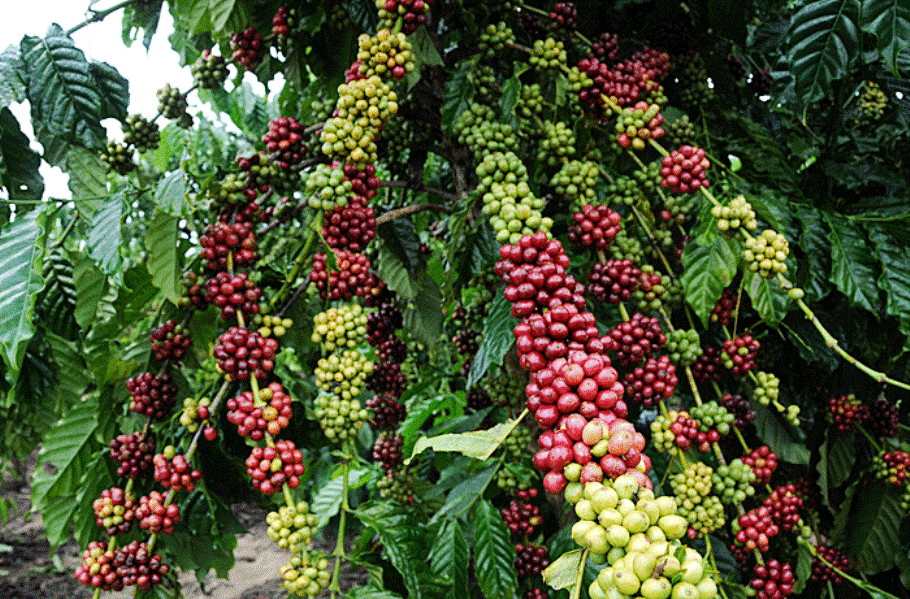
top-left (230, 27), bottom-right (265, 71)
top-left (191, 49), bottom-right (229, 89)
top-left (153, 449), bottom-right (202, 492)
top-left (267, 501), bottom-right (319, 552)
top-left (722, 334), bottom-right (760, 375)
top-left (279, 552), bottom-right (331, 597)
top-left (615, 101), bottom-right (665, 149)
top-left (873, 449), bottom-right (910, 486)
top-left (828, 393), bottom-right (869, 431)
top-left (671, 462), bottom-right (726, 535)
top-left (712, 195), bottom-right (758, 235)
top-left (567, 204), bottom-right (622, 250)
top-left (310, 249), bottom-right (375, 301)
top-left (204, 272), bottom-right (263, 321)
top-left (149, 320), bottom-right (192, 364)
top-left (127, 373), bottom-right (178, 420)
top-left (214, 326), bottom-right (279, 381)
top-left (551, 160), bottom-right (600, 207)
top-left (575, 47), bottom-right (669, 112)
top-left (93, 487), bottom-right (136, 536)
top-left (245, 441), bottom-right (305, 495)
top-left (74, 540), bottom-right (170, 591)
top-left (376, 0), bottom-right (433, 34)
top-left (155, 84), bottom-right (191, 127)
top-left (227, 383), bottom-right (293, 440)
top-left (660, 145), bottom-right (710, 193)
top-left (587, 259), bottom-right (640, 304)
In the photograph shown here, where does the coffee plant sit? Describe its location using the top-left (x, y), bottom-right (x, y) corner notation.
top-left (1, 1), bottom-right (909, 599)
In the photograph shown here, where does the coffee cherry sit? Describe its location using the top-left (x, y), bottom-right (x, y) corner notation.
top-left (590, 32), bottom-right (618, 62)
top-left (92, 487), bottom-right (136, 536)
top-left (315, 349), bottom-right (374, 399)
top-left (615, 101), bottom-right (665, 150)
top-left (214, 326), bottom-right (278, 381)
top-left (858, 80), bottom-right (888, 122)
top-left (230, 27), bottom-right (265, 71)
top-left (664, 329), bottom-right (701, 367)
top-left (321, 75), bottom-right (398, 167)
top-left (631, 264), bottom-right (665, 312)
top-left (568, 204), bottom-right (622, 250)
top-left (271, 5), bottom-right (300, 46)
top-left (199, 222), bottom-right (258, 270)
top-left (672, 462), bottom-right (725, 535)
top-left (605, 312), bottom-right (666, 365)
top-left (153, 451), bottom-right (201, 492)
top-left (827, 393), bottom-right (868, 432)
top-left (515, 543), bottom-right (550, 578)
top-left (366, 393), bottom-right (407, 430)
top-left (109, 432), bottom-right (155, 479)
top-left (869, 399), bottom-right (900, 438)
top-left (744, 229), bottom-right (789, 278)
top-left (367, 302), bottom-right (403, 346)
top-left (502, 496), bottom-right (542, 536)
top-left (263, 116), bottom-right (307, 167)
top-left (376, 0), bottom-right (433, 35)
top-left (377, 466), bottom-right (417, 503)
top-left (101, 141), bottom-right (135, 175)
top-left (245, 440), bottom-right (305, 495)
top-left (178, 271), bottom-right (208, 311)
top-left (495, 232), bottom-right (570, 282)
top-left (149, 320), bottom-right (192, 364)
top-left (710, 288), bottom-right (739, 326)
top-left (722, 393), bottom-right (756, 430)
top-left (316, 394), bottom-right (371, 443)
top-left (551, 160), bottom-right (600, 208)
top-left (322, 195), bottom-right (376, 252)
top-left (712, 459), bottom-right (757, 504)
top-left (622, 355), bottom-right (677, 407)
top-left (742, 445), bottom-right (777, 486)
top-left (227, 383), bottom-right (293, 440)
top-left (74, 542), bottom-right (122, 591)
top-left (356, 29), bottom-right (415, 80)
top-left (586, 259), bottom-right (640, 304)
top-left (660, 145), bottom-right (710, 193)
top-left (749, 559), bottom-right (794, 599)
top-left (191, 49), bottom-right (229, 89)
top-left (373, 432), bottom-right (404, 471)
top-left (475, 151), bottom-right (551, 243)
top-left (811, 545), bottom-right (850, 584)
top-left (135, 491), bottom-right (180, 534)
top-left (691, 344), bottom-right (722, 382)
top-left (753, 371), bottom-right (779, 405)
top-left (178, 396), bottom-right (212, 432)
top-left (155, 84), bottom-right (189, 121)
top-left (203, 271), bottom-right (262, 321)
top-left (127, 373), bottom-right (177, 420)
top-left (280, 551), bottom-right (331, 597)
top-left (122, 114), bottom-right (159, 153)
top-left (873, 450), bottom-right (910, 486)
top-left (267, 501), bottom-right (318, 552)
top-left (722, 334), bottom-right (760, 375)
top-left (310, 250), bottom-right (373, 301)
top-left (530, 38), bottom-right (567, 74)
top-left (712, 195), bottom-right (757, 234)
top-left (365, 360), bottom-right (407, 397)
top-left (312, 304), bottom-right (369, 351)
top-left (538, 120), bottom-right (576, 165)
top-left (664, 114), bottom-right (697, 148)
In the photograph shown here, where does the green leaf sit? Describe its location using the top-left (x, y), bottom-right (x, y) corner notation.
top-left (473, 499), bottom-right (517, 599)
top-left (499, 75), bottom-right (521, 130)
top-left (837, 480), bottom-right (905, 573)
top-left (145, 211), bottom-right (180, 304)
top-left (87, 61), bottom-right (129, 122)
top-left (787, 0), bottom-right (861, 104)
top-left (752, 404), bottom-right (809, 465)
top-left (347, 586), bottom-right (406, 599)
top-left (0, 107), bottom-right (43, 202)
top-left (0, 45), bottom-right (27, 108)
top-left (793, 542), bottom-right (813, 595)
top-left (312, 467), bottom-right (370, 528)
top-left (823, 212), bottom-right (880, 312)
top-left (440, 57), bottom-right (476, 135)
top-left (861, 0), bottom-right (910, 73)
top-left (743, 270), bottom-right (791, 326)
top-left (435, 464), bottom-right (497, 520)
top-left (794, 205), bottom-right (832, 302)
top-left (429, 520), bottom-right (469, 591)
top-left (31, 395), bottom-right (98, 548)
top-left (208, 0), bottom-right (237, 32)
top-left (21, 24), bottom-right (105, 148)
top-left (467, 294), bottom-right (517, 388)
top-left (87, 192), bottom-right (124, 275)
top-left (680, 236), bottom-right (739, 327)
top-left (45, 332), bottom-right (89, 406)
top-left (542, 549), bottom-right (583, 591)
top-left (72, 255), bottom-right (105, 330)
top-left (356, 502), bottom-right (426, 599)
top-left (818, 429), bottom-right (856, 505)
top-left (407, 412), bottom-right (526, 464)
top-left (122, 0), bottom-right (164, 49)
top-left (407, 26), bottom-right (443, 90)
top-left (64, 147), bottom-right (107, 219)
top-left (400, 394), bottom-right (451, 457)
top-left (866, 223), bottom-right (910, 339)
top-left (0, 211), bottom-right (46, 377)
top-left (402, 271), bottom-right (443, 349)
top-left (154, 170), bottom-right (188, 216)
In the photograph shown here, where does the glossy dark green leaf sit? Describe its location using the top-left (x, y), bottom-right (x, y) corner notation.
top-left (87, 192), bottom-right (124, 275)
top-left (752, 404), bottom-right (809, 464)
top-left (88, 61), bottom-right (129, 122)
top-left (794, 205), bottom-right (832, 302)
top-left (145, 211), bottom-right (180, 304)
top-left (467, 294), bottom-right (517, 388)
top-left (0, 44), bottom-right (27, 107)
top-left (823, 212), bottom-right (880, 312)
top-left (473, 499), bottom-right (517, 599)
top-left (818, 429), bottom-right (855, 505)
top-left (787, 0), bottom-right (861, 104)
top-left (680, 235), bottom-right (739, 327)
top-left (435, 464), bottom-right (497, 520)
top-left (0, 107), bottom-right (43, 202)
top-left (0, 210), bottom-right (46, 376)
top-left (743, 270), bottom-right (791, 326)
top-left (862, 0), bottom-right (910, 73)
top-left (21, 25), bottom-right (105, 148)
top-left (72, 255), bottom-right (105, 330)
top-left (793, 542), bottom-right (813, 595)
top-left (499, 75), bottom-right (521, 131)
top-left (356, 501), bottom-right (427, 599)
top-left (866, 223), bottom-right (910, 340)
top-left (440, 57), bottom-right (476, 135)
top-left (402, 271), bottom-right (443, 348)
top-left (429, 520), bottom-right (469, 591)
top-left (64, 147), bottom-right (107, 218)
top-left (154, 170), bottom-right (188, 216)
top-left (836, 480), bottom-right (905, 573)
top-left (121, 0), bottom-right (164, 49)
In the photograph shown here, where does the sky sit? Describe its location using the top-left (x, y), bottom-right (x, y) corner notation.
top-left (1, 1), bottom-right (222, 199)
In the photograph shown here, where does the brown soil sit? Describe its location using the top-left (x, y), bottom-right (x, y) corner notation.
top-left (1, 469), bottom-right (367, 598)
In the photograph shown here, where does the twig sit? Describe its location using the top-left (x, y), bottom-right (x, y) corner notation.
top-left (375, 202), bottom-right (453, 225)
top-left (378, 180), bottom-right (459, 204)
top-left (67, 0), bottom-right (136, 35)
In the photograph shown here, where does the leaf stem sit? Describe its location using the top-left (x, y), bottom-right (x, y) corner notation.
top-left (571, 547), bottom-right (589, 599)
top-left (67, 0), bottom-right (136, 35)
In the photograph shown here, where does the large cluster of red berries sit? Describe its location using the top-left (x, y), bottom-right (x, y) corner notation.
top-left (74, 541), bottom-right (171, 591)
top-left (310, 250), bottom-right (374, 300)
top-left (343, 163), bottom-right (381, 200)
top-left (567, 204), bottom-right (622, 250)
top-left (214, 326), bottom-right (278, 381)
top-left (764, 484), bottom-right (803, 531)
top-left (722, 393), bottom-right (756, 430)
top-left (127, 373), bottom-right (178, 420)
top-left (622, 355), bottom-right (677, 407)
top-left (322, 196), bottom-right (376, 252)
top-left (367, 303), bottom-right (403, 345)
top-left (204, 272), bottom-right (263, 321)
top-left (227, 383), bottom-right (293, 440)
top-left (586, 259), bottom-right (640, 304)
top-left (149, 320), bottom-right (192, 364)
top-left (811, 545), bottom-right (849, 584)
top-left (366, 360), bottom-right (407, 396)
top-left (495, 232), bottom-right (571, 279)
top-left (230, 27), bottom-right (265, 71)
top-left (869, 398), bottom-right (900, 438)
top-left (722, 334), bottom-right (760, 375)
top-left (200, 222), bottom-right (258, 270)
top-left (372, 432), bottom-right (403, 472)
top-left (605, 312), bottom-right (666, 365)
top-left (692, 344), bottom-right (723, 382)
top-left (380, 0), bottom-right (432, 34)
top-left (136, 491), bottom-right (181, 534)
top-left (153, 452), bottom-right (202, 492)
top-left (742, 445), bottom-right (778, 485)
top-left (263, 116), bottom-right (307, 167)
top-left (735, 486), bottom-right (803, 552)
top-left (711, 288), bottom-right (738, 325)
top-left (367, 393), bottom-right (407, 429)
top-left (110, 432), bottom-right (155, 479)
top-left (828, 393), bottom-right (869, 432)
top-left (502, 488), bottom-right (542, 536)
top-left (749, 559), bottom-right (794, 599)
top-left (876, 450), bottom-right (910, 486)
top-left (668, 411), bottom-right (712, 452)
top-left (660, 145), bottom-right (710, 194)
top-left (549, 2), bottom-right (577, 30)
top-left (576, 50), bottom-right (669, 110)
top-left (515, 543), bottom-right (550, 577)
top-left (501, 260), bottom-right (586, 319)
top-left (246, 441), bottom-right (305, 495)
top-left (514, 304), bottom-right (603, 372)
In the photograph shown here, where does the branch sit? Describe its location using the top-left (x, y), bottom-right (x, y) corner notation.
top-left (375, 202), bottom-right (452, 225)
top-left (67, 0), bottom-right (136, 35)
top-left (378, 180), bottom-right (459, 203)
